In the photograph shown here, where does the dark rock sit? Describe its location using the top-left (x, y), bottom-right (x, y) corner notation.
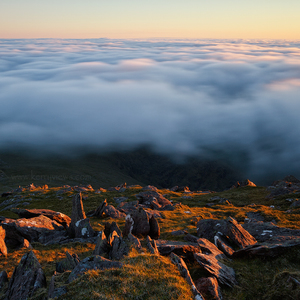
top-left (117, 201), bottom-right (139, 214)
top-left (245, 212), bottom-right (265, 222)
top-left (113, 197), bottom-right (128, 204)
top-left (290, 200), bottom-right (300, 208)
top-left (135, 191), bottom-right (173, 210)
top-left (0, 270), bottom-right (8, 289)
top-left (39, 230), bottom-right (68, 245)
top-left (0, 226), bottom-right (7, 256)
top-left (149, 215), bottom-right (160, 239)
top-left (123, 207), bottom-right (150, 238)
top-left (68, 255), bottom-right (123, 283)
top-left (170, 253), bottom-right (204, 300)
top-left (197, 219), bottom-right (226, 242)
top-left (108, 231), bottom-right (128, 260)
top-left (242, 221), bottom-right (300, 244)
top-left (195, 277), bottom-right (223, 300)
top-left (225, 217), bottom-right (257, 249)
top-left (233, 239), bottom-right (300, 258)
top-left (128, 233), bottom-right (142, 251)
top-left (171, 230), bottom-right (187, 236)
top-left (235, 179), bottom-right (256, 187)
top-left (194, 251), bottom-right (237, 287)
top-left (197, 238), bottom-right (227, 260)
top-left (74, 218), bottom-right (95, 238)
top-left (142, 185), bottom-right (158, 191)
top-left (88, 199), bottom-right (107, 218)
top-left (5, 251), bottom-right (46, 300)
top-left (93, 231), bottom-right (109, 256)
top-left (156, 240), bottom-right (201, 261)
top-left (7, 215), bottom-right (64, 243)
top-left (11, 208), bottom-right (71, 229)
top-left (1, 192), bottom-right (13, 198)
top-left (146, 235), bottom-right (159, 255)
top-left (56, 251), bottom-right (80, 273)
top-left (69, 193), bottom-right (86, 237)
top-left (214, 232), bottom-right (235, 257)
top-left (104, 205), bottom-right (126, 219)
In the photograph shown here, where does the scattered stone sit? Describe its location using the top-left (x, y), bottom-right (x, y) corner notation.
top-left (104, 205), bottom-right (126, 219)
top-left (170, 252), bottom-right (204, 300)
top-left (56, 251), bottom-right (80, 273)
top-left (109, 231), bottom-right (128, 260)
top-left (245, 212), bottom-right (265, 222)
top-left (234, 179), bottom-right (256, 188)
top-left (5, 251), bottom-right (46, 300)
top-left (195, 277), bottom-right (223, 300)
top-left (117, 201), bottom-right (139, 214)
top-left (142, 185), bottom-right (158, 191)
top-left (68, 255), bottom-right (123, 283)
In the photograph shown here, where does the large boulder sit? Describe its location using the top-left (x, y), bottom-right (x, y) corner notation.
top-left (11, 208), bottom-right (71, 229)
top-left (197, 219), bottom-right (226, 242)
top-left (5, 251), bottom-right (46, 300)
top-left (68, 255), bottom-right (123, 283)
top-left (195, 277), bottom-right (223, 300)
top-left (3, 215), bottom-right (64, 243)
top-left (123, 208), bottom-right (160, 239)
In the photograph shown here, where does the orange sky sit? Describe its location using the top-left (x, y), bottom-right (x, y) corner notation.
top-left (0, 0), bottom-right (299, 39)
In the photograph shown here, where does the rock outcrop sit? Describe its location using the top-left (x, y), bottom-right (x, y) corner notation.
top-left (5, 251), bottom-right (46, 300)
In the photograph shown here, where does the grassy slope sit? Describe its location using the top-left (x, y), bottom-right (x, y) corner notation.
top-left (1, 184), bottom-right (300, 299)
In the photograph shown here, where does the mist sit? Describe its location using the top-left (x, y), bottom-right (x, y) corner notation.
top-left (1, 38), bottom-right (300, 183)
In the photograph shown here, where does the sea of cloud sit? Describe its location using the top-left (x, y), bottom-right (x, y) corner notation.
top-left (1, 38), bottom-right (300, 182)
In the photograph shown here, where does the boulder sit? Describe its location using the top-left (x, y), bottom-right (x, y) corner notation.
top-left (5, 251), bottom-right (46, 300)
top-left (156, 240), bottom-right (201, 262)
top-left (146, 236), bottom-right (159, 255)
top-left (214, 232), bottom-right (235, 257)
top-left (104, 222), bottom-right (122, 239)
top-left (93, 231), bottom-right (108, 256)
top-left (194, 252), bottom-right (237, 288)
top-left (11, 208), bottom-right (71, 229)
top-left (128, 233), bottom-right (142, 252)
top-left (225, 217), bottom-right (257, 249)
top-left (135, 191), bottom-right (174, 210)
top-left (170, 253), bottom-right (204, 300)
top-left (195, 277), bottom-right (223, 300)
top-left (9, 215), bottom-right (64, 242)
top-left (123, 208), bottom-right (150, 237)
top-left (104, 205), bottom-right (126, 219)
top-left (69, 193), bottom-right (86, 237)
top-left (197, 219), bottom-right (226, 242)
top-left (88, 199), bottom-right (107, 218)
top-left (74, 218), bottom-right (95, 239)
top-left (56, 251), bottom-right (80, 273)
top-left (68, 255), bottom-right (123, 283)
top-left (149, 215), bottom-right (160, 239)
top-left (108, 231), bottom-right (128, 260)
top-left (118, 201), bottom-right (139, 214)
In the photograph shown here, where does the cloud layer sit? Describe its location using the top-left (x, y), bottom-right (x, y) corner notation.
top-left (1, 38), bottom-right (300, 182)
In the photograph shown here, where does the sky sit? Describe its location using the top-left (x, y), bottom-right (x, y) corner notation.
top-left (0, 0), bottom-right (300, 39)
top-left (1, 38), bottom-right (300, 183)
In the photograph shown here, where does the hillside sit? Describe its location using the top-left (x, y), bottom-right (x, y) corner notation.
top-left (0, 175), bottom-right (300, 299)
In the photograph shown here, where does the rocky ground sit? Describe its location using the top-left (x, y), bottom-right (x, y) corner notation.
top-left (0, 176), bottom-right (300, 299)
